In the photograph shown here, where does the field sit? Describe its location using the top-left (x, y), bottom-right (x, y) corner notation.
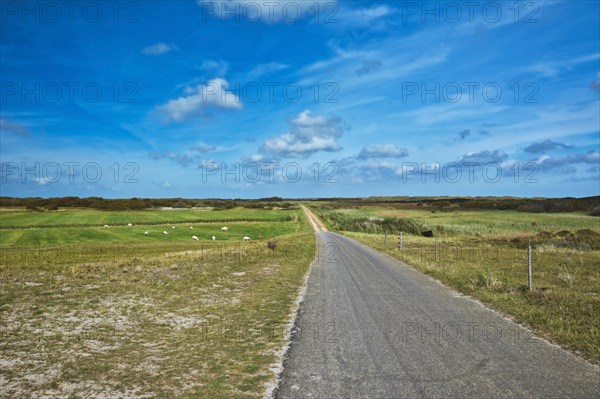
top-left (310, 204), bottom-right (600, 362)
top-left (2, 200), bottom-right (599, 398)
top-left (0, 207), bottom-right (314, 398)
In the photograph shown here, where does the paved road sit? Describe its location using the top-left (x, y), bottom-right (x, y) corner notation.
top-left (276, 209), bottom-right (599, 398)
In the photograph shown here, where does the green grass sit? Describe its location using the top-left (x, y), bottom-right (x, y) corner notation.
top-left (0, 207), bottom-right (299, 228)
top-left (0, 208), bottom-right (315, 398)
top-left (311, 204), bottom-right (600, 363)
top-left (0, 221), bottom-right (301, 246)
top-left (324, 207), bottom-right (599, 237)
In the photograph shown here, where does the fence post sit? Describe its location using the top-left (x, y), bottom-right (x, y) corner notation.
top-left (528, 240), bottom-right (532, 291)
top-left (435, 239), bottom-right (439, 262)
top-left (384, 229), bottom-right (387, 246)
top-left (399, 231), bottom-right (403, 252)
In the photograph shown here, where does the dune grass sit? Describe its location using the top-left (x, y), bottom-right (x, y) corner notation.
top-left (327, 207), bottom-right (599, 237)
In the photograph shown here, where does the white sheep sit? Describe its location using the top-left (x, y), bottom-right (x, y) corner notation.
top-left (192, 236), bottom-right (199, 241)
top-left (243, 236), bottom-right (251, 241)
top-left (144, 231), bottom-right (149, 235)
top-left (221, 226), bottom-right (229, 232)
top-left (103, 224), bottom-right (109, 229)
top-left (127, 223), bottom-right (133, 228)
top-left (190, 226), bottom-right (194, 229)
top-left (212, 236), bottom-right (216, 241)
top-left (163, 231), bottom-right (169, 235)
top-left (172, 226), bottom-right (175, 229)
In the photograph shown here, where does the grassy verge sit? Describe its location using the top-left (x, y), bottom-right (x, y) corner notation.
top-left (0, 213), bottom-right (315, 398)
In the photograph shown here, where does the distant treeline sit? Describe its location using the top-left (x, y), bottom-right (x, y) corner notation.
top-left (309, 196), bottom-right (600, 215)
top-left (0, 196), bottom-right (296, 211)
top-left (1, 196), bottom-right (598, 215)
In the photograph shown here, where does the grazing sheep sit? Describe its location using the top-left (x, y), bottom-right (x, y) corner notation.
top-left (163, 231), bottom-right (169, 235)
top-left (243, 236), bottom-right (251, 241)
top-left (212, 236), bottom-right (216, 241)
top-left (192, 236), bottom-right (199, 241)
top-left (172, 226), bottom-right (175, 229)
top-left (144, 231), bottom-right (149, 235)
top-left (221, 226), bottom-right (229, 232)
top-left (103, 225), bottom-right (109, 229)
top-left (190, 226), bottom-right (194, 229)
top-left (128, 223), bottom-right (133, 228)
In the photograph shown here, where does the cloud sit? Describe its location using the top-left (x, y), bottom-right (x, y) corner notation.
top-left (200, 59), bottom-right (229, 77)
top-left (190, 143), bottom-right (216, 153)
top-left (262, 110), bottom-right (346, 157)
top-left (154, 180), bottom-right (172, 188)
top-left (0, 119), bottom-right (30, 136)
top-left (245, 62), bottom-right (289, 80)
top-left (358, 144), bottom-right (408, 159)
top-left (141, 42), bottom-right (176, 56)
top-left (149, 152), bottom-right (195, 167)
top-left (524, 139), bottom-right (572, 154)
top-left (458, 149), bottom-right (508, 164)
top-left (458, 129), bottom-right (471, 140)
top-left (525, 53), bottom-right (600, 78)
top-left (479, 130), bottom-right (490, 135)
top-left (533, 150), bottom-right (599, 170)
top-left (158, 78), bottom-right (242, 122)
top-left (562, 175), bottom-right (600, 183)
top-left (355, 60), bottom-right (382, 76)
top-left (337, 4), bottom-right (394, 28)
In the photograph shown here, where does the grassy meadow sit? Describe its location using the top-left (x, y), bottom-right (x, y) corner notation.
top-left (0, 206), bottom-right (314, 398)
top-left (310, 203), bottom-right (600, 362)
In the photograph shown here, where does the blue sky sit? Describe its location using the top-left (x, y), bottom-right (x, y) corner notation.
top-left (1, 0), bottom-right (599, 198)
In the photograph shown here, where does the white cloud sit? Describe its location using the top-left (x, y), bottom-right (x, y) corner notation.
top-left (358, 144), bottom-right (409, 159)
top-left (245, 62), bottom-right (289, 80)
top-left (533, 150), bottom-right (600, 170)
top-left (190, 143), bottom-right (217, 153)
top-left (141, 42), bottom-right (176, 56)
top-left (262, 110), bottom-right (345, 157)
top-left (337, 4), bottom-right (394, 28)
top-left (525, 53), bottom-right (600, 78)
top-left (458, 149), bottom-right (508, 164)
top-left (200, 59), bottom-right (229, 77)
top-left (158, 78), bottom-right (242, 122)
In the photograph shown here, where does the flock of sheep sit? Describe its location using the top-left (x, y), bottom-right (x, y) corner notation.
top-left (102, 223), bottom-right (251, 241)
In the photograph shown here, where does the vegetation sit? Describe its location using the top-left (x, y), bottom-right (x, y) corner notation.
top-left (310, 195), bottom-right (599, 213)
top-left (0, 196), bottom-right (296, 211)
top-left (0, 207), bottom-right (315, 398)
top-left (0, 208), bottom-right (299, 229)
top-left (313, 207), bottom-right (600, 241)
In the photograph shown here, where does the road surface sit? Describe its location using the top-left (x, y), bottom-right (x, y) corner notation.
top-left (276, 207), bottom-right (599, 398)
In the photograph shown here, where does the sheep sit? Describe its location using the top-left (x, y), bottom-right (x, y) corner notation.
top-left (243, 236), bottom-right (251, 241)
top-left (144, 231), bottom-right (149, 235)
top-left (192, 236), bottom-right (199, 241)
top-left (190, 226), bottom-right (194, 229)
top-left (127, 223), bottom-right (133, 228)
top-left (103, 225), bottom-right (109, 229)
top-left (172, 226), bottom-right (175, 229)
top-left (212, 236), bottom-right (216, 241)
top-left (221, 226), bottom-right (229, 232)
top-left (163, 231), bottom-right (169, 235)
